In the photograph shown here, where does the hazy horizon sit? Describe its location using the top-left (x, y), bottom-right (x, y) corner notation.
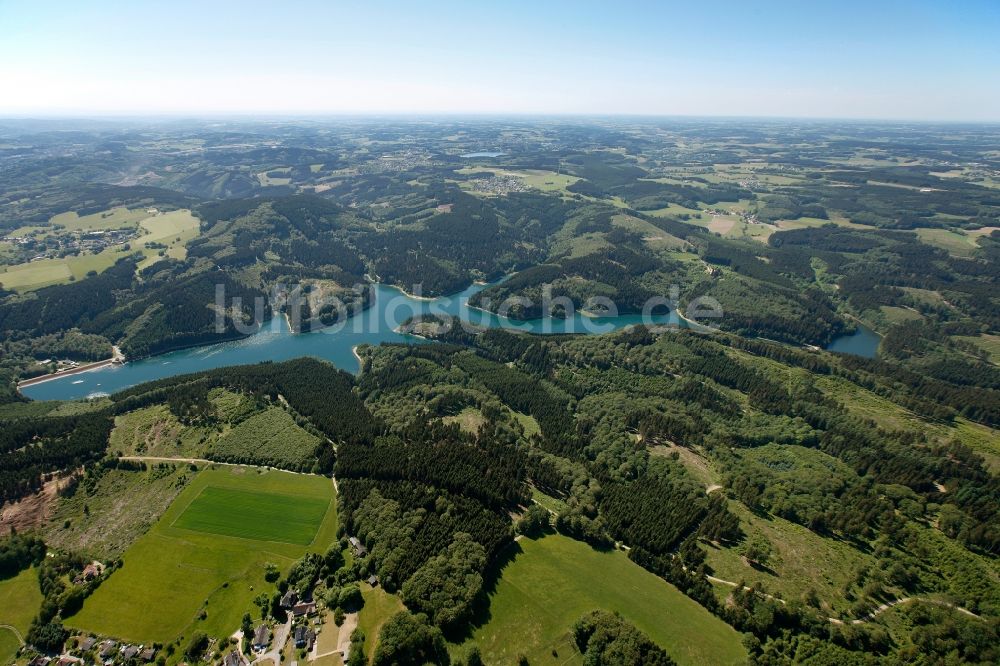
top-left (2, 0), bottom-right (999, 121)
top-left (2, 113), bottom-right (1000, 126)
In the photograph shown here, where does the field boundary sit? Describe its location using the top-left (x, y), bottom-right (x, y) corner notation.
top-left (170, 483), bottom-right (332, 547)
top-left (123, 458), bottom-right (337, 549)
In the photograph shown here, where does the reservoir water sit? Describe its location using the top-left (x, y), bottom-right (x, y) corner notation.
top-left (460, 151), bottom-right (505, 158)
top-left (826, 323), bottom-right (881, 358)
top-left (21, 279), bottom-right (881, 401)
top-left (21, 281), bottom-right (680, 401)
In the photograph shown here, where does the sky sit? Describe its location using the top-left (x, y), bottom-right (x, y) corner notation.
top-left (1, 0), bottom-right (998, 120)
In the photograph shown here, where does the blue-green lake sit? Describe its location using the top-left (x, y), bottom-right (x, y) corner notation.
top-left (826, 323), bottom-right (881, 358)
top-left (21, 280), bottom-right (880, 401)
top-left (22, 281), bottom-right (679, 401)
top-left (460, 151), bottom-right (505, 158)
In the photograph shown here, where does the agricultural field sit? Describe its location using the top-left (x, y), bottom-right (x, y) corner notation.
top-left (172, 485), bottom-right (328, 545)
top-left (0, 629), bottom-right (19, 666)
top-left (771, 214), bottom-right (873, 231)
top-left (208, 406), bottom-right (320, 470)
top-left (643, 202), bottom-right (706, 219)
top-left (0, 567), bottom-right (42, 661)
top-left (49, 207), bottom-right (152, 233)
top-left (65, 467), bottom-right (337, 646)
top-left (133, 209), bottom-right (200, 269)
top-left (0, 260), bottom-right (74, 291)
top-left (257, 168), bottom-right (292, 186)
top-left (454, 534), bottom-right (745, 666)
top-left (453, 167), bottom-right (581, 195)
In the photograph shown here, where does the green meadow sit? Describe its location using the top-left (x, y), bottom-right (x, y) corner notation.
top-left (0, 630), bottom-right (19, 666)
top-left (49, 207), bottom-right (152, 232)
top-left (915, 227), bottom-right (979, 257)
top-left (955, 332), bottom-right (1000, 364)
top-left (66, 467), bottom-right (337, 645)
top-left (456, 534), bottom-right (745, 666)
top-left (0, 567), bottom-right (42, 662)
top-left (172, 486), bottom-right (329, 545)
top-left (357, 584), bottom-right (406, 657)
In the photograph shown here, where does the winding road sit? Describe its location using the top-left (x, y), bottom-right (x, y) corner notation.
top-left (704, 573), bottom-right (981, 625)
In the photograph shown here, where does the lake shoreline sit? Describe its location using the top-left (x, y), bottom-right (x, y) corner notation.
top-left (17, 345), bottom-right (126, 389)
top-left (19, 278), bottom-right (880, 401)
top-left (17, 357), bottom-right (119, 388)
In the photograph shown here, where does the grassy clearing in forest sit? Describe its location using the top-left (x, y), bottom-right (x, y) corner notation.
top-left (357, 584), bottom-right (405, 658)
top-left (454, 534), bottom-right (745, 666)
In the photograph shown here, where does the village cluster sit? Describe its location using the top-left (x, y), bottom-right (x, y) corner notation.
top-left (1, 227), bottom-right (136, 264)
top-left (27, 637), bottom-right (158, 666)
top-left (469, 174), bottom-right (530, 196)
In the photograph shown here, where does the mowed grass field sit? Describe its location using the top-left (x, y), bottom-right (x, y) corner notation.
top-left (0, 630), bottom-right (20, 666)
top-left (173, 486), bottom-right (328, 545)
top-left (456, 535), bottom-right (745, 666)
top-left (67, 467), bottom-right (337, 645)
top-left (0, 567), bottom-right (42, 662)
